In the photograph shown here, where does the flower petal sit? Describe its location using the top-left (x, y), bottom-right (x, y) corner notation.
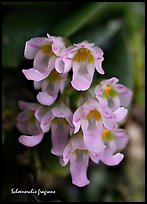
top-left (71, 62), bottom-right (94, 91)
top-left (113, 129), bottom-right (129, 150)
top-left (95, 57), bottom-right (104, 74)
top-left (82, 120), bottom-right (105, 152)
top-left (73, 107), bottom-right (83, 133)
top-left (37, 92), bottom-right (57, 106)
top-left (115, 84), bottom-right (132, 107)
top-left (70, 152), bottom-right (90, 187)
top-left (52, 103), bottom-right (72, 118)
top-left (24, 37), bottom-right (49, 59)
top-left (99, 105), bottom-right (116, 129)
top-left (51, 122), bottom-right (69, 156)
top-left (101, 153), bottom-right (124, 166)
top-left (89, 152), bottom-right (100, 164)
top-left (101, 77), bottom-right (119, 86)
top-left (18, 101), bottom-right (38, 111)
top-left (40, 110), bottom-right (53, 133)
top-left (19, 132), bottom-right (44, 147)
top-left (114, 107), bottom-right (128, 122)
top-left (55, 58), bottom-right (64, 73)
top-left (22, 68), bottom-right (49, 81)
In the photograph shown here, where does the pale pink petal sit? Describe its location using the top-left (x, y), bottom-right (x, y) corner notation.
top-left (51, 36), bottom-right (65, 55)
top-left (114, 107), bottom-right (128, 122)
top-left (101, 153), bottom-right (124, 166)
top-left (37, 92), bottom-right (57, 106)
top-left (48, 56), bottom-right (56, 72)
top-left (114, 84), bottom-right (132, 107)
top-left (62, 142), bottom-right (75, 166)
top-left (101, 77), bottom-right (119, 86)
top-left (71, 76), bottom-right (92, 91)
top-left (34, 106), bottom-right (48, 122)
top-left (40, 110), bottom-right (53, 133)
top-left (24, 37), bottom-right (49, 59)
top-left (113, 129), bottom-right (129, 150)
top-left (34, 50), bottom-right (50, 70)
top-left (71, 62), bottom-right (95, 91)
top-left (70, 153), bottom-right (90, 187)
top-left (55, 58), bottom-right (64, 73)
top-left (74, 41), bottom-right (94, 49)
top-left (95, 57), bottom-right (104, 74)
top-left (82, 120), bottom-right (105, 152)
top-left (63, 58), bottom-right (72, 73)
top-left (99, 105), bottom-right (116, 129)
top-left (73, 107), bottom-right (83, 133)
top-left (91, 46), bottom-right (104, 57)
top-left (22, 68), bottom-right (49, 81)
top-left (52, 103), bottom-right (72, 118)
top-left (19, 132), bottom-right (44, 147)
top-left (119, 92), bottom-right (132, 107)
top-left (51, 122), bottom-right (69, 156)
top-left (18, 101), bottom-right (38, 111)
top-left (89, 152), bottom-right (100, 164)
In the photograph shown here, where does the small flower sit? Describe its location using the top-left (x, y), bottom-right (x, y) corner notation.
top-left (99, 127), bottom-right (129, 166)
top-left (22, 34), bottom-right (65, 81)
top-left (34, 69), bottom-right (67, 106)
top-left (73, 98), bottom-right (117, 153)
top-left (61, 133), bottom-right (90, 187)
top-left (40, 103), bottom-right (74, 156)
top-left (68, 41), bottom-right (104, 91)
top-left (94, 77), bottom-right (133, 111)
top-left (16, 101), bottom-right (44, 147)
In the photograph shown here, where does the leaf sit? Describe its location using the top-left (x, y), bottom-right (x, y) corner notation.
top-left (101, 32), bottom-right (134, 89)
top-left (70, 19), bottom-right (122, 47)
top-left (51, 2), bottom-right (128, 37)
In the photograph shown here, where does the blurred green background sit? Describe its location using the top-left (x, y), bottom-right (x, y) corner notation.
top-left (2, 2), bottom-right (145, 202)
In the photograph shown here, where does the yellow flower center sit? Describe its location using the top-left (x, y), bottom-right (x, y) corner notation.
top-left (41, 44), bottom-right (56, 56)
top-left (73, 48), bottom-right (94, 63)
top-left (86, 110), bottom-right (101, 121)
top-left (102, 129), bottom-right (114, 141)
top-left (104, 84), bottom-right (112, 96)
top-left (52, 118), bottom-right (68, 125)
top-left (48, 69), bottom-right (61, 81)
top-left (76, 149), bottom-right (88, 155)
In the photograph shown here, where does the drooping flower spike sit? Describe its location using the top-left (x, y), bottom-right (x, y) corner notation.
top-left (16, 33), bottom-right (133, 188)
top-left (68, 41), bottom-right (104, 91)
top-left (94, 77), bottom-right (133, 111)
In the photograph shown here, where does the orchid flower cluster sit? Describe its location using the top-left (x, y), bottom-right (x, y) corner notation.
top-left (17, 34), bottom-right (132, 187)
